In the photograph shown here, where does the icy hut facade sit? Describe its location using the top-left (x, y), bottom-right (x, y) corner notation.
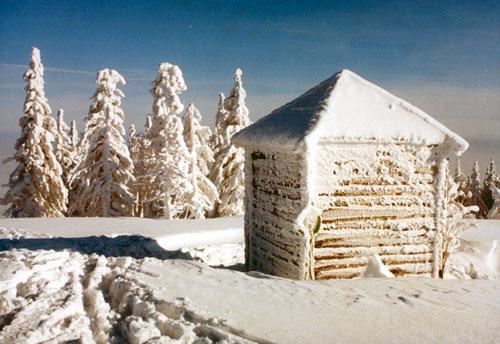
top-left (232, 70), bottom-right (468, 280)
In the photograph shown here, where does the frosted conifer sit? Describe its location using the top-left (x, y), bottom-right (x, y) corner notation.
top-left (210, 68), bottom-right (251, 216)
top-left (1, 48), bottom-right (67, 217)
top-left (182, 103), bottom-right (219, 218)
top-left (70, 120), bottom-right (79, 150)
top-left (183, 103), bottom-right (214, 175)
top-left (144, 62), bottom-right (192, 218)
top-left (210, 92), bottom-right (230, 156)
top-left (54, 109), bottom-right (76, 186)
top-left (133, 116), bottom-right (154, 217)
top-left (127, 124), bottom-right (142, 216)
top-left (482, 158), bottom-right (498, 211)
top-left (469, 161), bottom-right (487, 218)
top-left (453, 159), bottom-right (469, 205)
top-left (223, 68), bottom-right (251, 129)
top-left (69, 69), bottom-right (135, 217)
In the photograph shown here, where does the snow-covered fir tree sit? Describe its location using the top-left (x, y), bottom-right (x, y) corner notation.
top-left (127, 123), bottom-right (142, 216)
top-left (469, 161), bottom-right (487, 218)
top-left (160, 114), bottom-right (195, 219)
top-left (453, 158), bottom-right (469, 205)
top-left (210, 92), bottom-right (230, 156)
top-left (223, 68), bottom-right (251, 130)
top-left (211, 145), bottom-right (246, 216)
top-left (210, 68), bottom-right (251, 216)
top-left (70, 120), bottom-right (79, 150)
top-left (482, 158), bottom-right (498, 211)
top-left (143, 62), bottom-right (192, 219)
top-left (54, 109), bottom-right (76, 187)
top-left (182, 103), bottom-right (219, 218)
top-left (132, 116), bottom-right (153, 217)
top-left (66, 119), bottom-right (82, 213)
top-left (183, 102), bottom-right (214, 175)
top-left (69, 69), bottom-right (135, 217)
top-left (487, 184), bottom-right (500, 219)
top-left (1, 48), bottom-right (67, 217)
top-left (144, 115), bottom-right (152, 136)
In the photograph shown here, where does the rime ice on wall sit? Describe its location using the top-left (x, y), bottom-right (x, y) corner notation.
top-left (313, 142), bottom-right (438, 279)
top-left (234, 69), bottom-right (468, 280)
top-left (245, 148), bottom-right (310, 278)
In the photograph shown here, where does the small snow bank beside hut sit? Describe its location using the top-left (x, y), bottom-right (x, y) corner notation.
top-left (0, 216), bottom-right (243, 250)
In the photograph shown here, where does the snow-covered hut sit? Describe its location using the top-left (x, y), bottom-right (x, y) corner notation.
top-left (232, 70), bottom-right (468, 280)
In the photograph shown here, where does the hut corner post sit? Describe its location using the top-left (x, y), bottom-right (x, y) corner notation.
top-left (243, 148), bottom-right (254, 272)
top-left (432, 157), bottom-right (449, 278)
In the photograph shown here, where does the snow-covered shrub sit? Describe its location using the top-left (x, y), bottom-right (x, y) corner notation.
top-left (69, 69), bottom-right (135, 217)
top-left (1, 48), bottom-right (67, 217)
top-left (439, 174), bottom-right (478, 278)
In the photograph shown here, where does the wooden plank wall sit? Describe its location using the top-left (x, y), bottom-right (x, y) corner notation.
top-left (248, 149), bottom-right (307, 278)
top-left (313, 142), bottom-right (438, 279)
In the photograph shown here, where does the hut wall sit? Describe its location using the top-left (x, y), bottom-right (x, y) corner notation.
top-left (244, 147), bottom-right (309, 279)
top-left (312, 141), bottom-right (440, 279)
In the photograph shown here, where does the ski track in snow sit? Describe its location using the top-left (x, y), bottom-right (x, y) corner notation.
top-left (0, 249), bottom-right (255, 344)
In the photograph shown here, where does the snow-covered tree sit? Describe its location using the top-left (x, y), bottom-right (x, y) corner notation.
top-left (453, 158), bottom-right (469, 205)
top-left (211, 145), bottom-right (246, 216)
top-left (69, 69), bottom-right (135, 217)
top-left (54, 109), bottom-right (76, 187)
top-left (210, 68), bottom-right (251, 216)
top-left (182, 103), bottom-right (219, 218)
top-left (482, 158), bottom-right (498, 211)
top-left (143, 62), bottom-right (192, 219)
top-left (1, 48), bottom-right (67, 217)
top-left (223, 68), bottom-right (251, 129)
top-left (127, 123), bottom-right (142, 216)
top-left (66, 120), bottom-right (82, 214)
top-left (144, 115), bottom-right (152, 136)
top-left (210, 92), bottom-right (230, 156)
top-left (131, 116), bottom-right (154, 217)
top-left (70, 120), bottom-right (79, 150)
top-left (183, 103), bottom-right (214, 175)
top-left (468, 161), bottom-right (487, 218)
top-left (487, 184), bottom-right (500, 219)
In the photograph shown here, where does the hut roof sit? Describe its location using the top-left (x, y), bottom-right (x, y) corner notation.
top-left (233, 70), bottom-right (468, 155)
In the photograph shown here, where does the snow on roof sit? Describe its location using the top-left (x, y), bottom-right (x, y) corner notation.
top-left (233, 70), bottom-right (468, 155)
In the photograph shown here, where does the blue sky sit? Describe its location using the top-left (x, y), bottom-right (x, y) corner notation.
top-left (0, 0), bottom-right (499, 169)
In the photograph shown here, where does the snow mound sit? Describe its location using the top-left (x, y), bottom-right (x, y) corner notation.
top-left (0, 216), bottom-right (244, 250)
top-left (362, 255), bottom-right (394, 278)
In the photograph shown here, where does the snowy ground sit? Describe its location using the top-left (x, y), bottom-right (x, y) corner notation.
top-left (0, 218), bottom-right (499, 343)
